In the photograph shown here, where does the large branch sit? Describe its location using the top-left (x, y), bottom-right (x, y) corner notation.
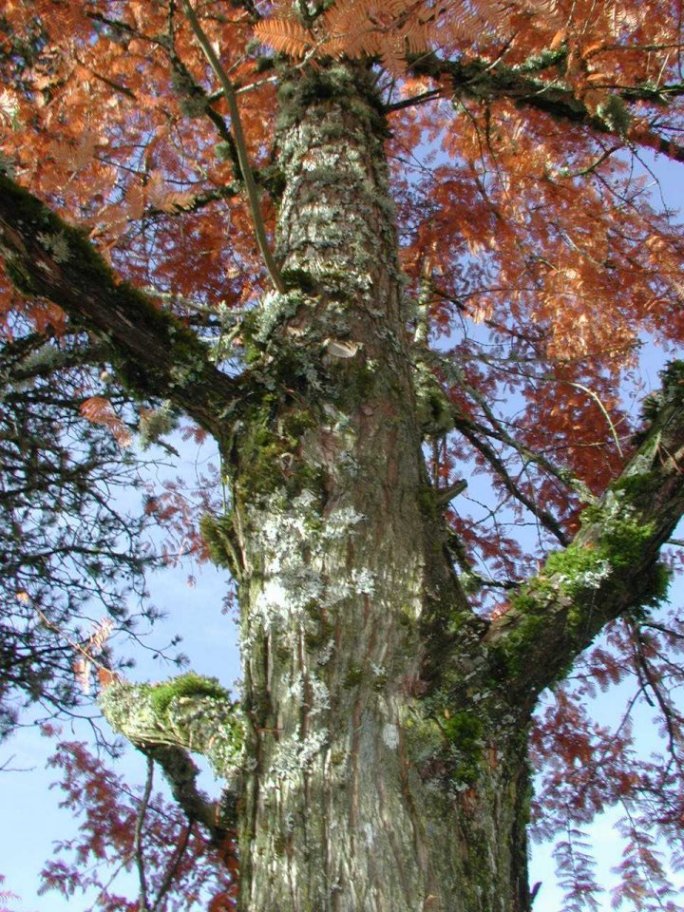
top-left (99, 675), bottom-right (244, 839)
top-left (0, 173), bottom-right (240, 438)
top-left (140, 743), bottom-right (231, 844)
top-left (410, 52), bottom-right (684, 162)
top-left (485, 362), bottom-right (684, 701)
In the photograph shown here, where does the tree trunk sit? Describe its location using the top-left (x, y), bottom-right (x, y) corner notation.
top-left (228, 60), bottom-right (533, 912)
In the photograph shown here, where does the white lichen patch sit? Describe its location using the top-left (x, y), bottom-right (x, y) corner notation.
top-left (248, 492), bottom-right (374, 632)
top-left (316, 639), bottom-right (335, 666)
top-left (37, 231), bottom-right (71, 263)
top-left (353, 567), bottom-right (376, 596)
top-left (286, 671), bottom-right (304, 702)
top-left (289, 672), bottom-right (331, 717)
top-left (265, 730), bottom-right (328, 788)
top-left (572, 560), bottom-right (612, 589)
top-left (319, 566), bottom-right (375, 608)
top-left (255, 567), bottom-right (324, 628)
top-left (254, 289), bottom-right (306, 343)
top-left (307, 677), bottom-right (331, 716)
top-left (321, 505), bottom-right (365, 540)
top-left (320, 578), bottom-right (352, 608)
top-left (382, 722), bottom-right (400, 750)
top-left (362, 821), bottom-right (375, 848)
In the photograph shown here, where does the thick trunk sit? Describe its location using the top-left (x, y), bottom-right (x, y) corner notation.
top-left (228, 62), bottom-right (533, 912)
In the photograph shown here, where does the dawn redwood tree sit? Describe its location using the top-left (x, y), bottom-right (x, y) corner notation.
top-left (1, 1), bottom-right (684, 910)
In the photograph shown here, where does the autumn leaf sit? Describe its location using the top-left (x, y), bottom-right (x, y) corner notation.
top-left (80, 397), bottom-right (133, 448)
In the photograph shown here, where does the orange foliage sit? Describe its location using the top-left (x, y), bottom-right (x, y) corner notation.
top-left (2, 0), bottom-right (680, 374)
top-left (80, 396), bottom-right (133, 448)
top-left (1, 1), bottom-right (684, 907)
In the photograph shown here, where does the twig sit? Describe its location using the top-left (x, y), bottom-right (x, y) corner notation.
top-left (182, 0), bottom-right (285, 294)
top-left (629, 622), bottom-right (684, 773)
top-left (384, 88), bottom-right (442, 112)
top-left (134, 756), bottom-right (154, 912)
top-left (35, 608), bottom-right (115, 688)
top-left (565, 381), bottom-right (624, 458)
top-left (455, 421), bottom-right (570, 545)
top-left (151, 820), bottom-right (194, 911)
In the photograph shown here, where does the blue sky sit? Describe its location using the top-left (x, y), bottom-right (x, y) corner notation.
top-left (0, 545), bottom-right (238, 912)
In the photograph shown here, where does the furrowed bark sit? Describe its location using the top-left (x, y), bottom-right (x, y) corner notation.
top-left (0, 173), bottom-right (238, 438)
top-left (227, 60), bottom-right (532, 912)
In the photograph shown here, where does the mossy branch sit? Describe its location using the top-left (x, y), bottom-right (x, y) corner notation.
top-left (99, 676), bottom-right (242, 841)
top-left (485, 362), bottom-right (684, 701)
top-left (100, 674), bottom-right (244, 780)
top-left (0, 173), bottom-right (242, 438)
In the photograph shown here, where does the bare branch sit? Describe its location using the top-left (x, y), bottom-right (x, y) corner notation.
top-left (182, 0), bottom-right (285, 293)
top-left (134, 756), bottom-right (154, 912)
top-left (456, 418), bottom-right (570, 546)
top-left (565, 381), bottom-right (624, 458)
top-left (150, 819), bottom-right (194, 912)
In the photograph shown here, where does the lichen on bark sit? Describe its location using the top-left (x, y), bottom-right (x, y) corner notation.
top-left (222, 59), bottom-right (534, 912)
top-left (100, 675), bottom-right (243, 780)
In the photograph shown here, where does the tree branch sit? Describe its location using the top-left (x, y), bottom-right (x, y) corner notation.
top-left (150, 818), bottom-right (194, 912)
top-left (134, 756), bottom-right (154, 911)
top-left (0, 173), bottom-right (242, 439)
top-left (100, 676), bottom-right (243, 842)
top-left (456, 414), bottom-right (570, 546)
top-left (0, 330), bottom-right (107, 381)
top-left (486, 362), bottom-right (684, 702)
top-left (182, 0), bottom-right (285, 293)
top-left (99, 676), bottom-right (243, 780)
top-left (146, 744), bottom-right (231, 845)
top-left (410, 52), bottom-right (684, 162)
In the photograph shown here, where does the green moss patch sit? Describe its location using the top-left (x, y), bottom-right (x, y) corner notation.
top-left (149, 673), bottom-right (229, 716)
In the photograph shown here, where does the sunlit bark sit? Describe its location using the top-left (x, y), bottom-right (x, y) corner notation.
top-left (226, 60), bottom-right (530, 912)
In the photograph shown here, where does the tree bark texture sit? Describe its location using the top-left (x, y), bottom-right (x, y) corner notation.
top-left (227, 61), bottom-right (532, 912)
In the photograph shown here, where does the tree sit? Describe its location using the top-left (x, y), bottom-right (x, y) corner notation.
top-left (0, 326), bottom-right (162, 737)
top-left (1, 1), bottom-right (684, 910)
